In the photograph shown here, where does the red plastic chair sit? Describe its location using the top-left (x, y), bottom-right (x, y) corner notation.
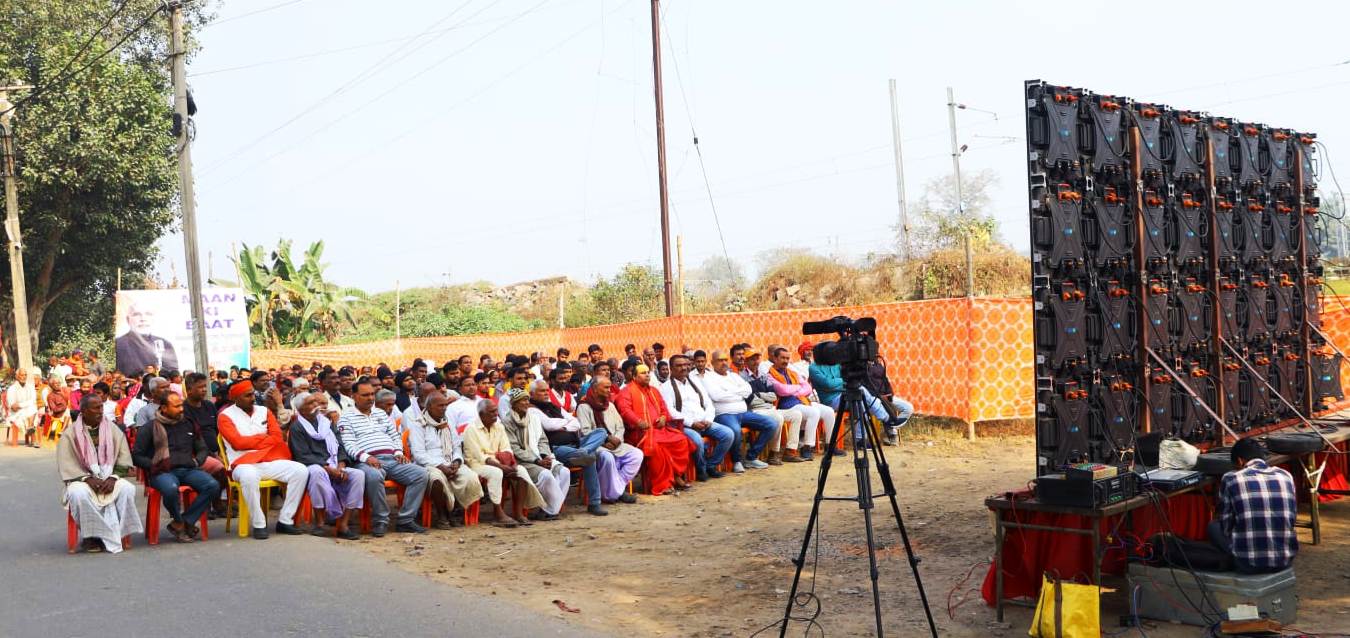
top-left (359, 480), bottom-right (406, 533)
top-left (145, 482), bottom-right (210, 545)
top-left (67, 511), bottom-right (131, 554)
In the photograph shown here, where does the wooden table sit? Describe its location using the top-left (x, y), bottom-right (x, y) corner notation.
top-left (984, 477), bottom-right (1211, 621)
top-left (985, 416), bottom-right (1350, 622)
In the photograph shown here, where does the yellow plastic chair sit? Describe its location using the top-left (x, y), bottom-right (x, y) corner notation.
top-left (217, 434), bottom-right (283, 538)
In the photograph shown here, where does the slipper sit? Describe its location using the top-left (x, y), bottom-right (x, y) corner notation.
top-left (513, 516), bottom-right (534, 526)
top-left (489, 519), bottom-right (518, 528)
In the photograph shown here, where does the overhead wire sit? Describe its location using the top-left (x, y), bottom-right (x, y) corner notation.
top-left (200, 0), bottom-right (490, 175)
top-left (1, 2), bottom-right (165, 116)
top-left (204, 0), bottom-right (308, 27)
top-left (204, 0), bottom-right (566, 192)
top-left (659, 7), bottom-right (733, 283)
top-left (254, 0), bottom-right (636, 196)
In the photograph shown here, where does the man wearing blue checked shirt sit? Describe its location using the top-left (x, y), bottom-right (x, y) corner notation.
top-left (1209, 438), bottom-right (1298, 574)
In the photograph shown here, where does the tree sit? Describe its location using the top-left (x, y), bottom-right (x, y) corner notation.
top-left (687, 255), bottom-right (746, 297)
top-left (902, 169), bottom-right (1003, 255)
top-left (0, 0), bottom-right (213, 365)
top-left (589, 263), bottom-right (666, 322)
top-left (216, 240), bottom-right (378, 347)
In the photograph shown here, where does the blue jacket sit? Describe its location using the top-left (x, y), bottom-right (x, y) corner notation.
top-left (808, 362), bottom-right (844, 406)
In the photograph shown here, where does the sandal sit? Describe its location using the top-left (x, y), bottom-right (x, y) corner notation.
top-left (489, 518), bottom-right (518, 528)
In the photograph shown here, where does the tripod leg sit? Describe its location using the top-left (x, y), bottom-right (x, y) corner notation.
top-left (777, 408), bottom-right (848, 638)
top-left (847, 399), bottom-right (886, 637)
top-left (862, 398), bottom-right (939, 638)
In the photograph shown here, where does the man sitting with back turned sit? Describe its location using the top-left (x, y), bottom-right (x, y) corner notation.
top-left (338, 379), bottom-right (429, 536)
top-left (1210, 438), bottom-right (1298, 574)
top-left (218, 381), bottom-right (308, 540)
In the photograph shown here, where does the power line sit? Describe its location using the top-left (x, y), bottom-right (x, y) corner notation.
top-left (200, 0), bottom-right (488, 175)
top-left (659, 9), bottom-right (732, 282)
top-left (189, 8), bottom-right (565, 77)
top-left (1, 3), bottom-right (164, 116)
top-left (204, 0), bottom-right (308, 27)
top-left (220, 0), bottom-right (633, 195)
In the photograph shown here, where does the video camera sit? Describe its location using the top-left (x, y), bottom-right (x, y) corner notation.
top-left (802, 315), bottom-right (879, 382)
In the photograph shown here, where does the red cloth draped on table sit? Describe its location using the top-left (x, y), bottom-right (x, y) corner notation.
top-left (1305, 441), bottom-right (1349, 503)
top-left (980, 491), bottom-right (1213, 606)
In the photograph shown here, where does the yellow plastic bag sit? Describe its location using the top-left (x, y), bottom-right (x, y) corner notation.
top-left (1028, 573), bottom-right (1099, 638)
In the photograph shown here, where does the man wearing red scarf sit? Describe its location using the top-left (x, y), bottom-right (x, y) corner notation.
top-left (614, 360), bottom-right (690, 495)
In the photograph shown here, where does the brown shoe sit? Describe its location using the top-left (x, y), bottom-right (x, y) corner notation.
top-left (782, 450), bottom-right (805, 463)
top-left (766, 452), bottom-right (783, 466)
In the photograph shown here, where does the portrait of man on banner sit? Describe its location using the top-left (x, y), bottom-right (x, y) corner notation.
top-left (114, 298), bottom-right (180, 376)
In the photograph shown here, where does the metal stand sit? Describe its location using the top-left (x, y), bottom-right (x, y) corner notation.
top-left (775, 380), bottom-right (938, 637)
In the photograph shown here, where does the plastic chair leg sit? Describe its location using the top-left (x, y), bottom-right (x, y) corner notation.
top-left (146, 487), bottom-right (162, 545)
top-left (298, 492), bottom-right (313, 525)
top-left (464, 501), bottom-right (480, 526)
top-left (67, 512), bottom-right (78, 553)
top-left (421, 497), bottom-right (432, 527)
top-left (183, 489), bottom-right (208, 541)
top-left (237, 484), bottom-right (251, 538)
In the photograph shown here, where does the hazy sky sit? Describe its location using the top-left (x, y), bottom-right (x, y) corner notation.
top-left (165, 0), bottom-right (1350, 293)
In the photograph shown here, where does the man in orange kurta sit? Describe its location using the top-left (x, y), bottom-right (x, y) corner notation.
top-left (218, 381), bottom-right (308, 540)
top-left (614, 361), bottom-right (691, 495)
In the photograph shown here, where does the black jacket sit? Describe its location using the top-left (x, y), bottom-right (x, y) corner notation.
top-left (288, 419), bottom-right (354, 467)
top-left (131, 416), bottom-right (208, 475)
top-left (183, 400), bottom-right (220, 454)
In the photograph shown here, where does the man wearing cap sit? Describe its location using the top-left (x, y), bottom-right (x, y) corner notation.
top-left (338, 380), bottom-right (429, 536)
top-left (502, 387), bottom-right (572, 520)
top-left (218, 381), bottom-right (309, 540)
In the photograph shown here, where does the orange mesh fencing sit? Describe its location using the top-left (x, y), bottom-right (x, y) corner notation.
top-left (254, 298), bottom-right (1039, 422)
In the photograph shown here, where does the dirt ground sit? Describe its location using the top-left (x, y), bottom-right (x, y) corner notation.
top-left (357, 422), bottom-right (1350, 637)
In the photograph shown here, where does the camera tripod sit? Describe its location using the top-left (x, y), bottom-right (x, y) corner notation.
top-left (775, 380), bottom-right (938, 637)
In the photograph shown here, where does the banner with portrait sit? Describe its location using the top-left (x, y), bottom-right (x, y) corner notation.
top-left (113, 288), bottom-right (250, 376)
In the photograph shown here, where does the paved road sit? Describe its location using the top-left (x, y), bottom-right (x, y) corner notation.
top-left (0, 446), bottom-right (596, 637)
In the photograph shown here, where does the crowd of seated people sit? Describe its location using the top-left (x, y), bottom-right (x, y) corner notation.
top-left (44, 341), bottom-right (914, 551)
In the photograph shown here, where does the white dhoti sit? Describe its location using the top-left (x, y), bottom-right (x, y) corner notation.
top-left (474, 464), bottom-right (546, 510)
top-left (757, 408), bottom-right (802, 453)
top-left (232, 459), bottom-right (308, 528)
top-left (65, 479), bottom-right (143, 554)
top-left (427, 465), bottom-right (485, 509)
top-left (522, 462), bottom-right (570, 515)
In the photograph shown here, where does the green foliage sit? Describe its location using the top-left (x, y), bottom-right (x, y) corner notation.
top-left (906, 169), bottom-right (1003, 254)
top-left (39, 323), bottom-right (113, 366)
top-left (338, 285), bottom-right (541, 342)
top-left (215, 240), bottom-right (380, 347)
top-left (0, 0), bottom-right (210, 363)
top-left (588, 263), bottom-right (667, 322)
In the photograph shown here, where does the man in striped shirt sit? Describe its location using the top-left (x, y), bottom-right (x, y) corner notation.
top-left (1209, 438), bottom-right (1298, 573)
top-left (337, 380), bottom-right (428, 537)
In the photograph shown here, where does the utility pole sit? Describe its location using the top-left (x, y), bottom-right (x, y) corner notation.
top-left (946, 86), bottom-right (973, 298)
top-left (169, 2), bottom-right (209, 374)
top-left (0, 84), bottom-right (34, 371)
top-left (557, 279), bottom-right (565, 329)
top-left (676, 235), bottom-right (685, 316)
top-left (889, 79), bottom-right (910, 261)
top-left (649, 0), bottom-right (674, 317)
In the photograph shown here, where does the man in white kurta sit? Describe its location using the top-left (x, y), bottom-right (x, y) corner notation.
top-left (57, 394), bottom-right (142, 553)
top-left (217, 382), bottom-right (308, 539)
top-left (7, 366), bottom-right (39, 447)
top-left (408, 392), bottom-right (483, 528)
